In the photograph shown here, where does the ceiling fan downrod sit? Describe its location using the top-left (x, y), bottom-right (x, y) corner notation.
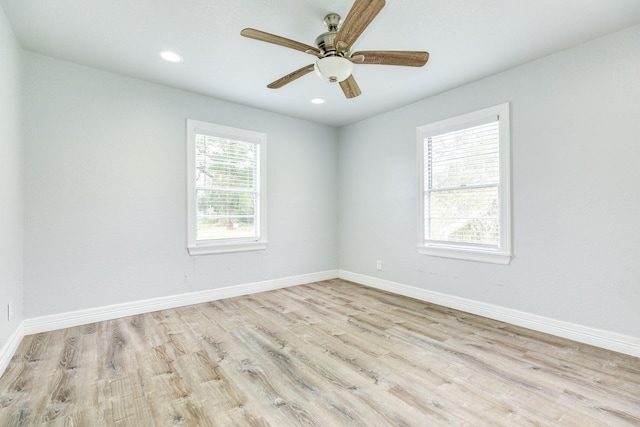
top-left (315, 13), bottom-right (344, 57)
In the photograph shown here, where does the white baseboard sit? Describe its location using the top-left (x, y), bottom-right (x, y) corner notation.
top-left (339, 270), bottom-right (640, 358)
top-left (0, 322), bottom-right (25, 377)
top-left (23, 270), bottom-right (339, 335)
top-left (4, 268), bottom-right (638, 379)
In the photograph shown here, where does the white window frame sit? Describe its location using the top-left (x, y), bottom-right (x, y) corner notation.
top-left (416, 103), bottom-right (512, 264)
top-left (187, 119), bottom-right (267, 255)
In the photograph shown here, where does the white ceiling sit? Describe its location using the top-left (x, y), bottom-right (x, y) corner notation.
top-left (3, 0), bottom-right (640, 127)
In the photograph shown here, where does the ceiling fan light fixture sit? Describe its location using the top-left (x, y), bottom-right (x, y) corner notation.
top-left (314, 56), bottom-right (353, 83)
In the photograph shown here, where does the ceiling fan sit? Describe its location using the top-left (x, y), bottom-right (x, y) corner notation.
top-left (240, 0), bottom-right (429, 99)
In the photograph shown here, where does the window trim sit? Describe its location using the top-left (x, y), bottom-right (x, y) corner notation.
top-left (186, 119), bottom-right (267, 256)
top-left (416, 103), bottom-right (512, 264)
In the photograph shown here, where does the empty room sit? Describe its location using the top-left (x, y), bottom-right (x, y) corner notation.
top-left (1, 0), bottom-right (639, 425)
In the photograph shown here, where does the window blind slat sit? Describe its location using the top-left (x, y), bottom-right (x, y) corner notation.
top-left (195, 135), bottom-right (257, 190)
top-left (424, 119), bottom-right (500, 246)
top-left (194, 133), bottom-right (259, 242)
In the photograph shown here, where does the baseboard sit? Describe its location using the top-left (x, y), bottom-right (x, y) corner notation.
top-left (10, 268), bottom-right (639, 373)
top-left (23, 270), bottom-right (339, 335)
top-left (0, 322), bottom-right (25, 377)
top-left (339, 270), bottom-right (640, 358)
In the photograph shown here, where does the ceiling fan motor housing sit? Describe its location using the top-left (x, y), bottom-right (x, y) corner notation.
top-left (316, 32), bottom-right (337, 54)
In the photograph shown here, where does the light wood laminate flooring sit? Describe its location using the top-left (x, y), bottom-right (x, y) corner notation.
top-left (1, 279), bottom-right (639, 426)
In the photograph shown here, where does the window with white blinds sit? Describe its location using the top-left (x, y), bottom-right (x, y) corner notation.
top-left (417, 103), bottom-right (511, 264)
top-left (187, 120), bottom-right (267, 255)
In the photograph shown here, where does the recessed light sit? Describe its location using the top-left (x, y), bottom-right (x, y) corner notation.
top-left (159, 50), bottom-right (183, 62)
top-left (310, 98), bottom-right (325, 104)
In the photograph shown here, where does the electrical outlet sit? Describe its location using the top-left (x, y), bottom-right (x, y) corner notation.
top-left (376, 260), bottom-right (382, 271)
top-left (7, 301), bottom-right (13, 321)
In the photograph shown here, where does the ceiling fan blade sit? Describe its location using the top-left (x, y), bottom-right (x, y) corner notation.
top-left (351, 50), bottom-right (429, 67)
top-left (335, 0), bottom-right (385, 51)
top-left (339, 75), bottom-right (362, 99)
top-left (267, 64), bottom-right (315, 89)
top-left (241, 28), bottom-right (321, 56)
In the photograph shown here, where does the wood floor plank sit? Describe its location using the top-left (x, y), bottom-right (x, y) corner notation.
top-left (1, 279), bottom-right (639, 426)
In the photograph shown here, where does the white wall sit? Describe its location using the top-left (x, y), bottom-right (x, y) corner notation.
top-left (0, 5), bottom-right (23, 349)
top-left (338, 25), bottom-right (640, 337)
top-left (23, 53), bottom-right (338, 318)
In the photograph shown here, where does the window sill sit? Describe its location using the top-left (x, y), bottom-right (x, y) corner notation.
top-left (418, 245), bottom-right (512, 265)
top-left (188, 240), bottom-right (267, 256)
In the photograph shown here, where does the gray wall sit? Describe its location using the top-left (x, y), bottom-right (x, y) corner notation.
top-left (0, 5), bottom-right (23, 347)
top-left (338, 25), bottom-right (640, 337)
top-left (23, 53), bottom-right (338, 318)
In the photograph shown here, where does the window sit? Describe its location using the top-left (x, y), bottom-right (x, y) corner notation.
top-left (187, 120), bottom-right (267, 255)
top-left (417, 103), bottom-right (511, 264)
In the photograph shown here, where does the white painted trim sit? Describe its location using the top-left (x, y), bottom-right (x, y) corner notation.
top-left (24, 270), bottom-right (338, 335)
top-left (417, 245), bottom-right (512, 265)
top-left (416, 102), bottom-right (512, 265)
top-left (186, 119), bottom-right (268, 256)
top-left (187, 241), bottom-right (267, 256)
top-left (339, 270), bottom-right (640, 358)
top-left (0, 322), bottom-right (25, 377)
top-left (7, 268), bottom-right (637, 379)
